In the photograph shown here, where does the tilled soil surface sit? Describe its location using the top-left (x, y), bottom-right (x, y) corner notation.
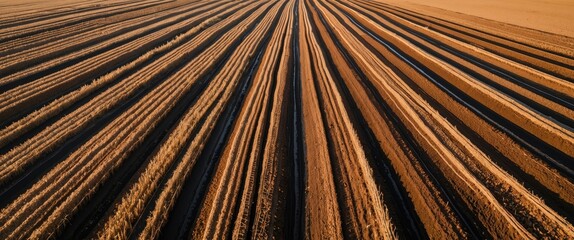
top-left (0, 0), bottom-right (573, 239)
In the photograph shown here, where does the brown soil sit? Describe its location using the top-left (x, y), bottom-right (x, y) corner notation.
top-left (0, 0), bottom-right (572, 239)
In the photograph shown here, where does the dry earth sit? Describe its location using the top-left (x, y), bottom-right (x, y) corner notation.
top-left (0, 0), bottom-right (573, 239)
top-left (381, 0), bottom-right (574, 38)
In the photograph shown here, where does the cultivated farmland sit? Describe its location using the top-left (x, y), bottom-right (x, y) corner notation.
top-left (1, 0), bottom-right (573, 239)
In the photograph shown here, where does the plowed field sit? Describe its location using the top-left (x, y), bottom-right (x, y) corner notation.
top-left (1, 0), bottom-right (573, 239)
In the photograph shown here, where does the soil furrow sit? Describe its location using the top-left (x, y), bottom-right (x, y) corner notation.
top-left (1, 0), bottom-right (572, 238)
